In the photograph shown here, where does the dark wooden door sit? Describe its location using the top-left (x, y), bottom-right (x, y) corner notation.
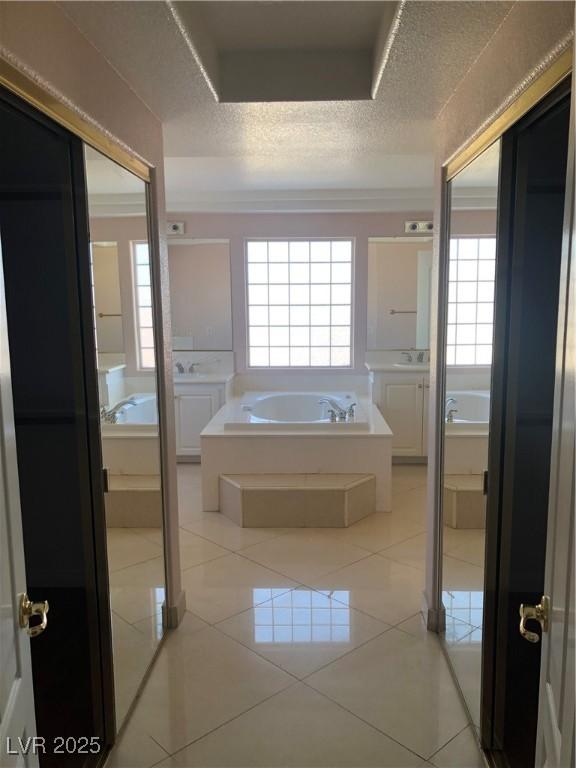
top-left (482, 77), bottom-right (571, 768)
top-left (0, 86), bottom-right (114, 766)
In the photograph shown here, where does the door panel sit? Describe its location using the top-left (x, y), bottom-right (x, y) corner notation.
top-left (176, 393), bottom-right (218, 454)
top-left (381, 376), bottom-right (423, 455)
top-left (0, 87), bottom-right (114, 765)
top-left (535, 82), bottom-right (575, 768)
top-left (0, 236), bottom-right (38, 767)
top-left (481, 78), bottom-right (571, 767)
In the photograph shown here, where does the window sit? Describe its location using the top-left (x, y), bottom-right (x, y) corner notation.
top-left (246, 239), bottom-right (353, 367)
top-left (132, 242), bottom-right (155, 369)
top-left (447, 237), bottom-right (496, 365)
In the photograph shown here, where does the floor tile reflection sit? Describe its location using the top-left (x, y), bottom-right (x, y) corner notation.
top-left (442, 590), bottom-right (484, 629)
top-left (110, 557), bottom-right (166, 624)
top-left (216, 587), bottom-right (389, 678)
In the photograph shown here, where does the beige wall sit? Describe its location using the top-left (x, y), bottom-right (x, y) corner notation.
top-left (0, 3), bottom-right (184, 621)
top-left (167, 211), bottom-right (434, 372)
top-left (436, 2), bottom-right (573, 166)
top-left (367, 241), bottom-right (422, 350)
top-left (92, 243), bottom-right (124, 354)
top-left (167, 211), bottom-right (496, 366)
top-left (425, 3), bottom-right (573, 629)
top-left (168, 242), bottom-right (233, 350)
top-left (90, 217), bottom-right (150, 376)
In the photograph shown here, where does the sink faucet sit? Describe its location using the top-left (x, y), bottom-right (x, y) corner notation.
top-left (319, 397), bottom-right (347, 421)
top-left (175, 361), bottom-right (185, 374)
top-left (401, 351), bottom-right (413, 363)
top-left (446, 408), bottom-right (458, 423)
top-left (416, 351), bottom-right (426, 363)
top-left (446, 397), bottom-right (457, 408)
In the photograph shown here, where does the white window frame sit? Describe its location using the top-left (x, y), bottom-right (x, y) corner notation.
top-left (447, 234), bottom-right (496, 368)
top-left (131, 240), bottom-right (156, 371)
top-left (244, 237), bottom-right (355, 370)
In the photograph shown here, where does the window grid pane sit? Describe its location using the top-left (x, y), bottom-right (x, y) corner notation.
top-left (247, 239), bottom-right (353, 368)
top-left (448, 237), bottom-right (495, 366)
top-left (133, 242), bottom-right (155, 370)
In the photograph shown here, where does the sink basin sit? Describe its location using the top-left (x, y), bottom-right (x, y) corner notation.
top-left (392, 363), bottom-right (429, 371)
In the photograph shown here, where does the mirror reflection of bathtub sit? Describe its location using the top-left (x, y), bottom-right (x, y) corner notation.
top-left (101, 393), bottom-right (162, 528)
top-left (101, 393), bottom-right (160, 475)
top-left (444, 390), bottom-right (489, 475)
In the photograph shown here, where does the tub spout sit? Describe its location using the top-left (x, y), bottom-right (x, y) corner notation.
top-left (318, 397), bottom-right (347, 420)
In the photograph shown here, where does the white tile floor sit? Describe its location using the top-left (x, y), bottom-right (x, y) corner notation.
top-left (106, 464), bottom-right (486, 768)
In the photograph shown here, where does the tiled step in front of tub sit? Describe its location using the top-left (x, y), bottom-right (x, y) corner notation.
top-left (105, 474), bottom-right (162, 527)
top-left (219, 473), bottom-right (376, 528)
top-left (443, 474), bottom-right (485, 529)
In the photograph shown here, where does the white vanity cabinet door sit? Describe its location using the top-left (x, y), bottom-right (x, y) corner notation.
top-left (175, 384), bottom-right (224, 457)
top-left (380, 374), bottom-right (425, 456)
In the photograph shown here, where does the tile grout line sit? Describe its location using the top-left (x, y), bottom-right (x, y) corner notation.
top-left (158, 679), bottom-right (302, 761)
top-left (427, 721), bottom-right (479, 765)
top-left (108, 553), bottom-right (164, 576)
top-left (210, 608), bottom-right (394, 681)
top-left (299, 677), bottom-right (435, 763)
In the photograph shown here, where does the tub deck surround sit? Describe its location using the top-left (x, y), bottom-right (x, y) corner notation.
top-left (101, 392), bottom-right (160, 476)
top-left (444, 389), bottom-right (489, 475)
top-left (220, 473), bottom-right (376, 528)
top-left (201, 393), bottom-right (392, 513)
top-left (225, 391), bottom-right (369, 431)
top-left (443, 474), bottom-right (486, 530)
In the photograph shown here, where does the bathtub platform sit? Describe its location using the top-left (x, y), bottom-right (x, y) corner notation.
top-left (443, 474), bottom-right (486, 529)
top-left (201, 397), bottom-right (392, 512)
top-left (220, 473), bottom-right (376, 528)
top-left (104, 474), bottom-right (162, 527)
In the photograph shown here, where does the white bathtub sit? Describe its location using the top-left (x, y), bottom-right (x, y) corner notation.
top-left (101, 393), bottom-right (160, 475)
top-left (225, 391), bottom-right (369, 431)
top-left (201, 391), bottom-right (393, 512)
top-left (444, 390), bottom-right (489, 474)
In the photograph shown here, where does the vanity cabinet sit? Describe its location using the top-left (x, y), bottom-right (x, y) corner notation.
top-left (373, 372), bottom-right (430, 457)
top-left (175, 382), bottom-right (226, 458)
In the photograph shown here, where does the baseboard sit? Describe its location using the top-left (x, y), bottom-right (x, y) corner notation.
top-left (422, 590), bottom-right (446, 633)
top-left (392, 456), bottom-right (428, 465)
top-left (162, 589), bottom-right (186, 628)
top-left (176, 455), bottom-right (201, 464)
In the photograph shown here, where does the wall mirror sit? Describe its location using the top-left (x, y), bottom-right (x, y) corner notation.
top-left (84, 146), bottom-right (166, 728)
top-left (169, 239), bottom-right (232, 353)
top-left (367, 237), bottom-right (433, 351)
top-left (440, 138), bottom-right (501, 727)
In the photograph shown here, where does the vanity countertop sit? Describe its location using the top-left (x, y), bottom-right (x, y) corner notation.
top-left (365, 362), bottom-right (430, 373)
top-left (174, 373), bottom-right (235, 385)
top-left (97, 354), bottom-right (127, 374)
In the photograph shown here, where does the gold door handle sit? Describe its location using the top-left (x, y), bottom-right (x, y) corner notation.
top-left (19, 592), bottom-right (49, 638)
top-left (519, 596), bottom-right (549, 643)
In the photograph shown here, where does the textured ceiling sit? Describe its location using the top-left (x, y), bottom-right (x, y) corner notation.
top-left (60, 0), bottom-right (515, 211)
top-left (190, 2), bottom-right (386, 51)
